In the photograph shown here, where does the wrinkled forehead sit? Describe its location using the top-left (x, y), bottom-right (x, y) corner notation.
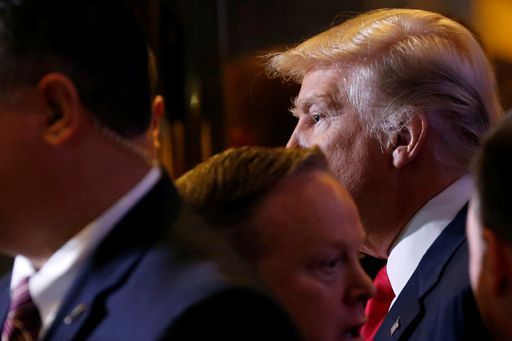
top-left (296, 67), bottom-right (344, 106)
top-left (297, 63), bottom-right (379, 111)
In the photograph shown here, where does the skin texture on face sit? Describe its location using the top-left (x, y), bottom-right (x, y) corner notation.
top-left (253, 169), bottom-right (374, 341)
top-left (287, 67), bottom-right (395, 257)
top-left (287, 68), bottom-right (372, 195)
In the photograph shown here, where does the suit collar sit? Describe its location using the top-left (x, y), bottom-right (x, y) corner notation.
top-left (44, 172), bottom-right (180, 340)
top-left (387, 176), bottom-right (473, 300)
top-left (416, 205), bottom-right (468, 297)
top-left (0, 273), bottom-right (11, 326)
top-left (376, 205), bottom-right (468, 340)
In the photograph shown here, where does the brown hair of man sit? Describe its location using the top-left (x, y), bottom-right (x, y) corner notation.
top-left (176, 146), bottom-right (327, 261)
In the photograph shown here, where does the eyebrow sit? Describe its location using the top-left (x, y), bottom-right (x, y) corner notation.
top-left (319, 237), bottom-right (356, 251)
top-left (291, 93), bottom-right (343, 117)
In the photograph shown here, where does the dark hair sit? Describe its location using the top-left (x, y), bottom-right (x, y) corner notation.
top-left (176, 146), bottom-right (328, 261)
top-left (474, 115), bottom-right (512, 245)
top-left (0, 0), bottom-right (151, 137)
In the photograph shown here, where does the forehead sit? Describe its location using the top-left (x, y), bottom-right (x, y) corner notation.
top-left (296, 68), bottom-right (344, 106)
top-left (254, 170), bottom-right (364, 248)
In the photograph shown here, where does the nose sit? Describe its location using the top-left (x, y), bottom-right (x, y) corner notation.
top-left (286, 127), bottom-right (300, 148)
top-left (347, 261), bottom-right (376, 304)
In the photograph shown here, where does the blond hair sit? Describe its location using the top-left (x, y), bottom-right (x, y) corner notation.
top-left (268, 9), bottom-right (503, 177)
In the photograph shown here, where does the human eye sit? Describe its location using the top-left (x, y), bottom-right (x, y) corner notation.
top-left (310, 111), bottom-right (324, 124)
top-left (309, 103), bottom-right (335, 124)
top-left (324, 257), bottom-right (342, 269)
top-left (311, 253), bottom-right (348, 282)
top-left (311, 113), bottom-right (321, 123)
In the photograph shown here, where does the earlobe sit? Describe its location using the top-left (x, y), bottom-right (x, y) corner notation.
top-left (391, 112), bottom-right (428, 168)
top-left (38, 73), bottom-right (82, 145)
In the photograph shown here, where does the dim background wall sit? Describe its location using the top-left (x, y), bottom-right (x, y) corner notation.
top-left (0, 0), bottom-right (508, 276)
top-left (134, 0), bottom-right (512, 178)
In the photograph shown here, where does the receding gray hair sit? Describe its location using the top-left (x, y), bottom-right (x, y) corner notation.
top-left (267, 8), bottom-right (503, 177)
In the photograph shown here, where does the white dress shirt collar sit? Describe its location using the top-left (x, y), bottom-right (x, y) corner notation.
top-left (387, 175), bottom-right (473, 307)
top-left (10, 167), bottom-right (161, 337)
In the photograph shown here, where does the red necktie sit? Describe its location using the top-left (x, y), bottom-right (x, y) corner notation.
top-left (361, 265), bottom-right (395, 340)
top-left (1, 277), bottom-right (42, 341)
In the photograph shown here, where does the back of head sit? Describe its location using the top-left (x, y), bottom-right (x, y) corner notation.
top-left (0, 0), bottom-right (151, 137)
top-left (176, 146), bottom-right (327, 261)
top-left (268, 8), bottom-right (503, 177)
top-left (474, 116), bottom-right (512, 246)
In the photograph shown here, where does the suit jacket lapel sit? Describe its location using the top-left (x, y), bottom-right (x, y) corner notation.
top-left (0, 273), bottom-right (11, 327)
top-left (375, 205), bottom-right (468, 340)
top-left (44, 173), bottom-right (180, 341)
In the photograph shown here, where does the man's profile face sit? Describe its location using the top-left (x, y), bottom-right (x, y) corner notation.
top-left (286, 67), bottom-right (387, 210)
top-left (253, 169), bottom-right (374, 341)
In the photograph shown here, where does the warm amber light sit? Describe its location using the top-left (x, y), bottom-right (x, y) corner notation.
top-left (473, 0), bottom-right (512, 61)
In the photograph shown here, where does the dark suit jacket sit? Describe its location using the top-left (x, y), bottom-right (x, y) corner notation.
top-left (0, 173), bottom-right (300, 340)
top-left (375, 206), bottom-right (489, 340)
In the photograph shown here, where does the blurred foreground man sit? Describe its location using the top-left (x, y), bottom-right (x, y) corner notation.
top-left (177, 146), bottom-right (374, 341)
top-left (0, 1), bottom-right (299, 340)
top-left (468, 116), bottom-right (512, 340)
top-left (268, 8), bottom-right (502, 340)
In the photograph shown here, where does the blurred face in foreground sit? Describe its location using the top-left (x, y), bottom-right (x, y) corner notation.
top-left (253, 169), bottom-right (374, 341)
top-left (467, 198), bottom-right (512, 340)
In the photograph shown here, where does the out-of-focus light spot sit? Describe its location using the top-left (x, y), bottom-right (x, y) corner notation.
top-left (473, 0), bottom-right (512, 61)
top-left (190, 93), bottom-right (200, 111)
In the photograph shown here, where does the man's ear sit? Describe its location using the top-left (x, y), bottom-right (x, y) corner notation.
top-left (390, 112), bottom-right (428, 168)
top-left (482, 228), bottom-right (512, 296)
top-left (150, 94), bottom-right (165, 150)
top-left (38, 73), bottom-right (83, 145)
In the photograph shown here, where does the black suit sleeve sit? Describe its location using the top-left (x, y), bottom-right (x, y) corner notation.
top-left (162, 287), bottom-right (302, 340)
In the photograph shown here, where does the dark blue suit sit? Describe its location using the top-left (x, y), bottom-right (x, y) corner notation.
top-left (375, 206), bottom-right (489, 340)
top-left (0, 173), bottom-right (299, 340)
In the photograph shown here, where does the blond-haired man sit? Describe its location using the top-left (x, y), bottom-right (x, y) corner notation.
top-left (268, 8), bottom-right (501, 340)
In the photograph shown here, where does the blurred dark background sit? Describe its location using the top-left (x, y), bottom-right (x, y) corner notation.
top-left (1, 0), bottom-right (510, 274)
top-left (132, 0), bottom-right (511, 178)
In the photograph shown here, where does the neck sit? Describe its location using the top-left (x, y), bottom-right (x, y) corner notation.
top-left (360, 167), bottom-right (457, 259)
top-left (6, 136), bottom-right (153, 267)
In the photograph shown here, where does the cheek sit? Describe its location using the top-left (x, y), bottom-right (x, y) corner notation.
top-left (320, 134), bottom-right (350, 168)
top-left (277, 279), bottom-right (344, 340)
top-left (268, 270), bottom-right (343, 312)
top-left (325, 145), bottom-right (363, 194)
top-left (320, 126), bottom-right (365, 170)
